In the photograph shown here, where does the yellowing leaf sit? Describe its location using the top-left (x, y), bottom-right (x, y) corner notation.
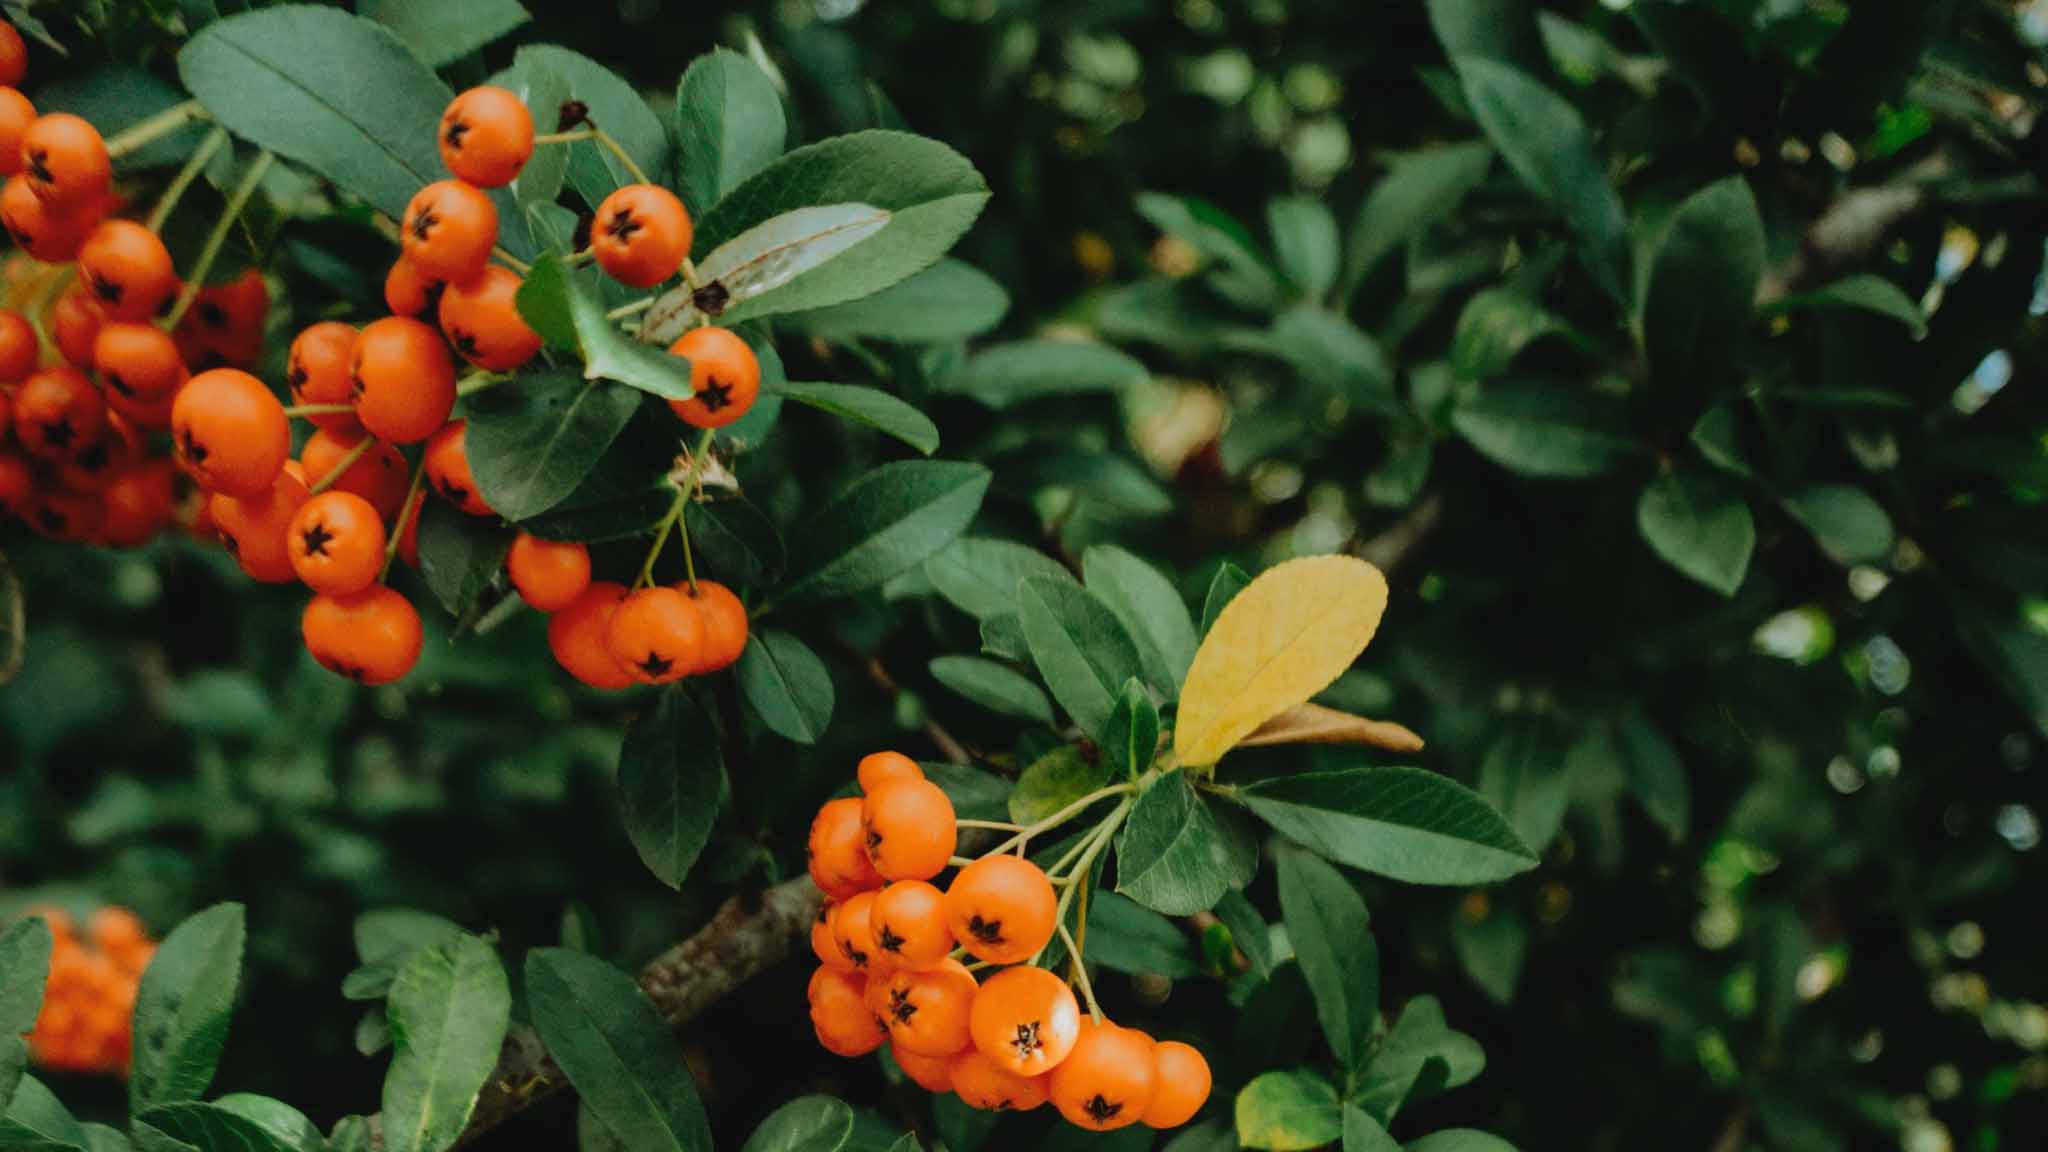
top-left (1239, 702), bottom-right (1424, 754)
top-left (1175, 556), bottom-right (1389, 767)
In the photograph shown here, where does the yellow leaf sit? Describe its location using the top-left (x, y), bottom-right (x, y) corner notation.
top-left (1174, 555), bottom-right (1388, 767)
top-left (1238, 702), bottom-right (1424, 754)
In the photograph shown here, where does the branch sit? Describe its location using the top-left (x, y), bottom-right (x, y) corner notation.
top-left (860, 655), bottom-right (973, 766)
top-left (1757, 152), bottom-right (1951, 303)
top-left (366, 877), bottom-right (824, 1150)
top-left (1356, 492), bottom-right (1442, 576)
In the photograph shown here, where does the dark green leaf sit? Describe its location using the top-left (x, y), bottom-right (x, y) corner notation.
top-left (1765, 274), bottom-right (1927, 339)
top-left (1137, 193), bottom-right (1283, 310)
top-left (1083, 545), bottom-right (1197, 697)
top-left (1452, 380), bottom-right (1637, 478)
top-left (0, 917), bottom-right (50, 1111)
top-left (416, 501), bottom-right (509, 621)
top-left (1268, 197), bottom-right (1340, 300)
top-left (618, 688), bottom-right (725, 887)
top-left (939, 341), bottom-right (1146, 410)
top-left (382, 935), bottom-right (511, 1152)
top-left (673, 49), bottom-right (787, 216)
top-left (773, 382), bottom-right (938, 455)
top-left (1642, 177), bottom-right (1765, 392)
top-left (691, 498), bottom-right (786, 588)
top-left (1241, 767), bottom-right (1537, 885)
top-left (367, 0), bottom-right (528, 68)
top-left (1083, 891), bottom-right (1204, 979)
top-left (517, 254), bottom-right (697, 401)
top-left (1785, 485), bottom-right (1894, 566)
top-left (979, 614), bottom-right (1029, 662)
top-left (1343, 142), bottom-right (1492, 297)
top-left (1235, 1069), bottom-right (1341, 1152)
top-left (36, 67), bottom-right (211, 171)
top-left (1351, 997), bottom-right (1484, 1123)
top-left (1451, 289), bottom-right (1568, 381)
top-left (1406, 1134), bottom-right (1519, 1152)
top-left (1272, 308), bottom-right (1396, 412)
top-left (781, 461), bottom-right (991, 602)
top-left (928, 656), bottom-right (1054, 726)
top-left (923, 763), bottom-right (1014, 825)
top-left (0, 1076), bottom-right (85, 1151)
top-left (526, 949), bottom-right (711, 1152)
top-left (1007, 746), bottom-right (1111, 826)
top-left (467, 371), bottom-right (644, 522)
top-left (1475, 718), bottom-right (1571, 852)
top-left (1017, 576), bottom-right (1145, 737)
top-left (790, 260), bottom-right (1009, 343)
top-left (1201, 564), bottom-right (1251, 636)
top-left (130, 903), bottom-right (245, 1113)
top-left (515, 45), bottom-right (668, 208)
top-left (739, 1096), bottom-right (854, 1152)
top-left (925, 538), bottom-right (1076, 621)
top-left (737, 631), bottom-right (835, 745)
top-left (1451, 906), bottom-right (1528, 1006)
top-left (1275, 848), bottom-right (1377, 1070)
top-left (1102, 679), bottom-right (1159, 779)
top-left (1637, 468), bottom-right (1754, 595)
top-left (137, 1100), bottom-right (310, 1152)
top-left (1117, 768), bottom-right (1243, 916)
top-left (1342, 1105), bottom-right (1401, 1152)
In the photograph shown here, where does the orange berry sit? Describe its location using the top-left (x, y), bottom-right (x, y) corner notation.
top-left (93, 321), bottom-right (185, 400)
top-left (20, 113), bottom-right (110, 207)
top-left (858, 751), bottom-right (924, 794)
top-left (950, 1048), bottom-right (1050, 1112)
top-left (437, 264), bottom-right (540, 372)
top-left (830, 889), bottom-right (892, 975)
top-left (0, 88), bottom-right (33, 177)
top-left (591, 184), bottom-right (691, 288)
top-left (871, 880), bottom-right (953, 971)
top-left (811, 903), bottom-right (850, 972)
top-left (384, 256), bottom-right (441, 318)
top-left (546, 581), bottom-right (635, 689)
top-left (605, 585), bottom-right (703, 684)
top-left (302, 585), bottom-right (423, 685)
top-left (401, 179), bottom-right (497, 284)
top-left (171, 368), bottom-right (289, 497)
top-left (211, 467), bottom-right (311, 583)
top-left (506, 532), bottom-right (591, 612)
top-left (13, 366), bottom-right (104, 463)
top-left (287, 321), bottom-right (363, 434)
top-left (288, 490), bottom-right (387, 595)
top-left (350, 316), bottom-right (455, 443)
top-left (186, 266), bottom-right (269, 344)
top-left (439, 86), bottom-right (534, 189)
top-left (300, 427), bottom-right (408, 520)
top-left (968, 965), bottom-right (1081, 1078)
top-left (808, 796), bottom-right (885, 901)
top-left (50, 284), bottom-right (101, 368)
top-left (666, 327), bottom-right (759, 429)
top-left (0, 305), bottom-right (36, 382)
top-left (874, 957), bottom-right (977, 1057)
top-left (28, 487), bottom-right (100, 542)
top-left (395, 487), bottom-right (424, 568)
top-left (1141, 1041), bottom-right (1212, 1128)
top-left (0, 448), bottom-right (33, 518)
top-left (105, 381), bottom-right (175, 430)
top-left (98, 458), bottom-right (177, 547)
top-left (681, 579), bottom-right (747, 672)
top-left (862, 777), bottom-right (957, 882)
top-left (944, 855), bottom-right (1058, 965)
top-left (0, 25), bottom-right (23, 87)
top-left (892, 1044), bottom-right (955, 1093)
top-left (808, 965), bottom-right (885, 1058)
top-left (1050, 1022), bottom-right (1156, 1131)
top-left (2, 172), bottom-right (95, 261)
top-left (78, 219), bottom-right (176, 322)
top-left (87, 908), bottom-right (146, 954)
top-left (424, 419), bottom-right (493, 515)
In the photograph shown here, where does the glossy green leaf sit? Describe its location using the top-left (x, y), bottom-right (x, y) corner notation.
top-left (1642, 177), bottom-right (1764, 392)
top-left (1451, 906), bottom-right (1528, 1006)
top-left (1083, 545), bottom-right (1197, 697)
top-left (1451, 289), bottom-right (1568, 381)
top-left (382, 935), bottom-right (511, 1152)
top-left (415, 501), bottom-right (509, 621)
top-left (673, 49), bottom-right (787, 216)
top-left (1272, 308), bottom-right (1395, 412)
top-left (1405, 1132), bottom-right (1520, 1152)
top-left (925, 538), bottom-right (1076, 621)
top-left (1017, 576), bottom-right (1146, 737)
top-left (1276, 847), bottom-right (1378, 1070)
top-left (773, 382), bottom-right (938, 455)
top-left (738, 1096), bottom-right (854, 1152)
top-left (0, 1076), bottom-right (85, 1151)
top-left (1342, 1106), bottom-right (1401, 1152)
top-left (130, 903), bottom-right (245, 1113)
top-left (928, 656), bottom-right (1054, 726)
top-left (1785, 485), bottom-right (1894, 566)
top-left (517, 254), bottom-right (697, 401)
top-left (1116, 768), bottom-right (1246, 915)
top-left (1351, 996), bottom-right (1484, 1122)
top-left (790, 260), bottom-right (1009, 343)
top-left (1240, 767), bottom-right (1537, 885)
top-left (1201, 563), bottom-right (1250, 636)
top-left (1452, 381), bottom-right (1637, 478)
top-left (1343, 141), bottom-right (1492, 296)
top-left (1137, 193), bottom-right (1283, 310)
top-left (515, 45), bottom-right (668, 208)
top-left (939, 340), bottom-right (1147, 410)
top-left (136, 1100), bottom-right (309, 1152)
top-left (1637, 468), bottom-right (1754, 595)
top-left (1267, 197), bottom-right (1340, 299)
top-left (1101, 678), bottom-right (1160, 779)
top-left (1235, 1069), bottom-right (1341, 1152)
top-left (1007, 745), bottom-right (1111, 826)
top-left (618, 688), bottom-right (725, 887)
top-left (1083, 891), bottom-right (1205, 979)
top-left (1766, 274), bottom-right (1927, 339)
top-left (367, 0), bottom-right (528, 67)
top-left (680, 204), bottom-right (893, 323)
top-left (781, 461), bottom-right (991, 602)
top-left (0, 917), bottom-right (51, 1112)
top-left (1475, 718), bottom-right (1571, 852)
top-left (466, 372), bottom-right (646, 522)
top-left (526, 949), bottom-right (711, 1152)
top-left (737, 630), bottom-right (835, 745)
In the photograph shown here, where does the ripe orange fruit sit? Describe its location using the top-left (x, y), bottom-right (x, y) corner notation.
top-left (211, 467), bottom-right (311, 583)
top-left (93, 322), bottom-right (185, 401)
top-left (505, 532), bottom-right (591, 612)
top-left (829, 890), bottom-right (890, 975)
top-left (384, 256), bottom-right (440, 318)
top-left (892, 1044), bottom-right (955, 1093)
top-left (171, 368), bottom-right (289, 497)
top-left (401, 179), bottom-right (498, 284)
top-left (862, 777), bottom-right (958, 881)
top-left (2, 172), bottom-right (95, 261)
top-left (1049, 1021), bottom-right (1156, 1131)
top-left (50, 284), bottom-right (101, 368)
top-left (20, 113), bottom-right (110, 207)
top-left (0, 448), bottom-right (33, 518)
top-left (858, 751), bottom-right (924, 794)
top-left (1141, 1041), bottom-right (1212, 1128)
top-left (13, 366), bottom-right (104, 463)
top-left (287, 321), bottom-right (362, 434)
top-left (439, 86), bottom-right (534, 188)
top-left (187, 267), bottom-right (269, 343)
top-left (968, 965), bottom-right (1081, 1078)
top-left (0, 88), bottom-right (33, 178)
top-left (546, 581), bottom-right (636, 690)
top-left (950, 1048), bottom-right (1051, 1112)
top-left (423, 419), bottom-right (493, 516)
top-left (350, 316), bottom-right (455, 443)
top-left (77, 219), bottom-right (176, 322)
top-left (666, 327), bottom-right (760, 429)
top-left (871, 880), bottom-right (953, 971)
top-left (874, 957), bottom-right (977, 1057)
top-left (808, 796), bottom-right (885, 901)
top-left (437, 264), bottom-right (540, 372)
top-left (808, 966), bottom-right (885, 1058)
top-left (300, 428), bottom-right (408, 520)
top-left (811, 903), bottom-right (850, 972)
top-left (0, 22), bottom-right (24, 88)
top-left (394, 487), bottom-right (424, 568)
top-left (0, 305), bottom-right (38, 383)
top-left (97, 459), bottom-right (176, 548)
top-left (27, 487), bottom-right (100, 542)
top-left (302, 585), bottom-right (423, 685)
top-left (682, 579), bottom-right (748, 672)
top-left (944, 854), bottom-right (1058, 965)
top-left (591, 184), bottom-right (691, 288)
top-left (605, 586), bottom-right (704, 684)
top-left (288, 490), bottom-right (387, 595)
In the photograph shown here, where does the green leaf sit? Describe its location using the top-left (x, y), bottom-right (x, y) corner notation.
top-left (1637, 469), bottom-right (1755, 596)
top-left (1268, 197), bottom-right (1339, 300)
top-left (928, 656), bottom-right (1055, 726)
top-left (980, 614), bottom-right (1029, 662)
top-left (780, 461), bottom-right (991, 602)
top-left (1272, 308), bottom-right (1396, 412)
top-left (1342, 142), bottom-right (1493, 297)
top-left (673, 49), bottom-right (787, 216)
top-left (130, 903), bottom-right (245, 1113)
top-left (0, 1077), bottom-right (85, 1151)
top-left (1451, 906), bottom-right (1528, 1006)
top-left (1240, 767), bottom-right (1538, 885)
top-left (367, 0), bottom-right (528, 68)
top-left (739, 1096), bottom-right (854, 1152)
top-left (80, 1123), bottom-right (134, 1152)
top-left (131, 1121), bottom-right (198, 1152)
top-left (136, 1101), bottom-right (309, 1152)
top-left (1454, 57), bottom-right (1629, 300)
top-left (1083, 545), bottom-right (1198, 697)
top-left (1475, 718), bottom-right (1571, 852)
top-left (736, 631), bottom-right (835, 745)
top-left (773, 382), bottom-right (938, 455)
top-left (1082, 891), bottom-right (1205, 979)
top-left (1201, 564), bottom-right (1251, 636)
top-left (1570, 714), bottom-right (1688, 843)
top-left (1765, 274), bottom-right (1927, 339)
top-left (690, 498), bottom-right (785, 586)
top-left (925, 538), bottom-right (1077, 621)
top-left (466, 372), bottom-right (645, 522)
top-left (0, 917), bottom-right (51, 1111)
top-left (1235, 1070), bottom-right (1341, 1152)
top-left (618, 688), bottom-right (725, 887)
top-left (1451, 289), bottom-right (1567, 381)
top-left (939, 341), bottom-right (1147, 411)
top-left (1342, 1106), bottom-right (1401, 1152)
top-left (35, 67), bottom-right (212, 171)
top-left (517, 255), bottom-right (697, 401)
top-left (357, 911), bottom-right (469, 968)
top-left (1452, 381), bottom-right (1637, 478)
top-left (1137, 193), bottom-right (1283, 310)
top-left (1785, 485), bottom-right (1894, 566)
top-left (526, 949), bottom-right (711, 1152)
top-left (415, 502), bottom-right (509, 621)
top-left (1276, 848), bottom-right (1378, 1071)
top-left (1641, 177), bottom-right (1765, 391)
top-left (1017, 576), bottom-right (1146, 737)
top-left (1102, 679), bottom-right (1160, 779)
top-left (382, 935), bottom-right (511, 1152)
top-left (1689, 401), bottom-right (1754, 480)
top-left (213, 1096), bottom-right (320, 1152)
top-left (1007, 745), bottom-right (1111, 826)
top-left (514, 45), bottom-right (668, 208)
top-left (923, 763), bottom-right (1014, 825)
top-left (1351, 997), bottom-right (1484, 1123)
top-left (790, 260), bottom-right (1009, 343)
top-left (1405, 1133), bottom-right (1519, 1152)
top-left (682, 205), bottom-right (894, 323)
top-left (1116, 768), bottom-right (1247, 916)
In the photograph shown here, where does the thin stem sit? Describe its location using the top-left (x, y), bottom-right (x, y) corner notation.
top-left (955, 819), bottom-right (1023, 832)
top-left (381, 459), bottom-right (429, 581)
top-left (283, 403), bottom-right (353, 418)
top-left (163, 150), bottom-right (274, 330)
top-left (983, 783), bottom-right (1136, 858)
top-left (588, 123), bottom-right (651, 185)
top-left (608, 297), bottom-right (655, 321)
top-left (680, 256), bottom-right (702, 291)
top-left (105, 100), bottom-right (209, 159)
top-left (1059, 918), bottom-right (1102, 1023)
top-left (308, 437), bottom-right (374, 495)
top-left (532, 129), bottom-right (595, 146)
top-left (636, 487), bottom-right (688, 589)
top-left (456, 371), bottom-right (502, 398)
top-left (962, 958), bottom-right (996, 974)
top-left (492, 247), bottom-right (532, 275)
top-left (947, 857), bottom-right (976, 869)
top-left (145, 126), bottom-right (228, 233)
top-left (565, 248), bottom-right (594, 269)
top-left (1030, 800), bottom-right (1130, 969)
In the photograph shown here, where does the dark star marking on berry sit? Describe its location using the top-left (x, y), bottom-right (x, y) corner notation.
top-left (106, 371), bottom-right (134, 398)
top-left (992, 1099), bottom-right (1015, 1112)
top-left (1009, 1020), bottom-right (1042, 1060)
top-left (410, 202), bottom-right (441, 241)
top-left (220, 531), bottom-right (240, 557)
top-left (41, 416), bottom-right (74, 449)
top-left (606, 207), bottom-right (643, 242)
top-left (199, 301), bottom-right (228, 330)
top-left (845, 942), bottom-right (869, 968)
top-left (89, 273), bottom-right (123, 306)
top-left (888, 987), bottom-right (917, 1025)
top-left (443, 117), bottom-right (470, 151)
top-left (179, 426), bottom-right (210, 469)
top-left (556, 100), bottom-right (590, 131)
top-left (287, 357), bottom-right (308, 393)
top-left (637, 652), bottom-right (673, 678)
top-left (300, 521), bottom-right (336, 558)
top-left (439, 480), bottom-right (470, 507)
top-left (967, 915), bottom-right (1005, 946)
top-left (73, 439), bottom-right (108, 473)
top-left (27, 149), bottom-right (51, 185)
top-left (35, 507), bottom-right (66, 534)
top-left (876, 923), bottom-right (906, 953)
top-left (697, 377), bottom-right (734, 412)
top-left (451, 328), bottom-right (480, 361)
top-left (1082, 1095), bottom-right (1122, 1125)
top-left (865, 823), bottom-right (884, 856)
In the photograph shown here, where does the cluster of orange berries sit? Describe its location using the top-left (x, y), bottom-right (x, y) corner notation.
top-left (805, 753), bottom-right (1213, 1131)
top-left (17, 905), bottom-right (156, 1077)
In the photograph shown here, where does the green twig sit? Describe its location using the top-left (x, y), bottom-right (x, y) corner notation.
top-left (163, 150), bottom-right (274, 330)
top-left (145, 126), bottom-right (228, 233)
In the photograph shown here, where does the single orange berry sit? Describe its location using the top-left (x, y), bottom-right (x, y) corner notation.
top-left (0, 305), bottom-right (36, 382)
top-left (440, 86), bottom-right (534, 189)
top-left (811, 903), bottom-right (850, 972)
top-left (605, 586), bottom-right (703, 684)
top-left (0, 88), bottom-right (33, 178)
top-left (302, 585), bottom-right (423, 685)
top-left (968, 965), bottom-right (1081, 1078)
top-left (300, 428), bottom-right (408, 521)
top-left (384, 256), bottom-right (441, 318)
top-left (98, 459), bottom-right (177, 548)
top-left (401, 179), bottom-right (498, 284)
top-left (870, 880), bottom-right (953, 971)
top-left (862, 777), bottom-right (958, 882)
top-left (93, 321), bottom-right (186, 401)
top-left (350, 316), bottom-right (456, 443)
top-left (874, 957), bottom-right (977, 1057)
top-left (20, 113), bottom-right (110, 207)
top-left (837, 889), bottom-right (905, 977)
top-left (809, 796), bottom-right (886, 901)
top-left (211, 467), bottom-right (311, 583)
top-left (86, 907), bottom-right (146, 954)
top-left (858, 751), bottom-right (924, 794)
top-left (944, 854), bottom-right (1058, 965)
top-left (592, 183), bottom-right (691, 288)
top-left (288, 490), bottom-right (387, 595)
top-left (424, 419), bottom-right (493, 516)
top-left (105, 382), bottom-right (177, 431)
top-left (50, 284), bottom-right (101, 368)
top-left (546, 581), bottom-right (635, 690)
top-left (27, 487), bottom-right (100, 542)
top-left (287, 321), bottom-right (363, 434)
top-left (808, 965), bottom-right (885, 1058)
top-left (681, 579), bottom-right (748, 672)
top-left (950, 1048), bottom-right (1051, 1112)
top-left (78, 219), bottom-right (177, 322)
top-left (437, 264), bottom-right (540, 372)
top-left (13, 366), bottom-right (104, 463)
top-left (0, 23), bottom-right (27, 87)
top-left (665, 326), bottom-right (759, 429)
top-left (187, 266), bottom-right (269, 339)
top-left (0, 449), bottom-right (30, 519)
top-left (892, 1044), bottom-right (955, 1093)
top-left (506, 532), bottom-right (591, 612)
top-left (1050, 1021), bottom-right (1157, 1131)
top-left (2, 172), bottom-right (96, 261)
top-left (1141, 1041), bottom-right (1213, 1128)
top-left (171, 368), bottom-right (290, 497)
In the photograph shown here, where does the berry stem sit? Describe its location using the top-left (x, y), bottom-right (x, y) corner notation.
top-left (531, 129), bottom-right (595, 146)
top-left (1059, 919), bottom-right (1102, 1023)
top-left (381, 458), bottom-right (429, 580)
top-left (144, 126), bottom-right (229, 233)
top-left (1029, 798), bottom-right (1130, 970)
top-left (104, 99), bottom-right (211, 160)
top-left (982, 782), bottom-right (1136, 858)
top-left (282, 403), bottom-right (353, 418)
top-left (163, 150), bottom-right (274, 331)
top-left (308, 436), bottom-right (374, 496)
top-left (607, 297), bottom-right (655, 321)
top-left (680, 257), bottom-right (702, 291)
top-left (586, 123), bottom-right (651, 186)
top-left (946, 856), bottom-right (976, 868)
top-left (492, 247), bottom-right (532, 275)
top-left (635, 487), bottom-right (689, 590)
top-left (955, 819), bottom-right (1023, 832)
top-left (456, 371), bottom-right (502, 398)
